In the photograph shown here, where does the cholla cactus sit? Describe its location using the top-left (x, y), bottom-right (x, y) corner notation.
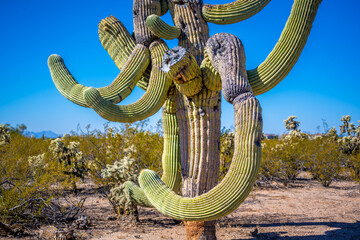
top-left (328, 127), bottom-right (338, 138)
top-left (337, 115), bottom-right (360, 155)
top-left (28, 153), bottom-right (47, 174)
top-left (101, 156), bottom-right (139, 184)
top-left (0, 124), bottom-right (11, 146)
top-left (49, 138), bottom-right (87, 180)
top-left (48, 0), bottom-right (322, 238)
top-left (284, 116), bottom-right (300, 132)
top-left (102, 156), bottom-right (140, 218)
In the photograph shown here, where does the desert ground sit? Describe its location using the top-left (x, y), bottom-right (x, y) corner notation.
top-left (2, 172), bottom-right (360, 240)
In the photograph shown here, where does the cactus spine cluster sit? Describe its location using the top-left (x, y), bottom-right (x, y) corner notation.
top-left (48, 0), bottom-right (322, 238)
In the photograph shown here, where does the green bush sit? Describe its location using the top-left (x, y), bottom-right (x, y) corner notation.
top-left (260, 130), bottom-right (309, 186)
top-left (303, 135), bottom-right (343, 187)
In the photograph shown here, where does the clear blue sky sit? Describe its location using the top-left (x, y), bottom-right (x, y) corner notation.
top-left (0, 0), bottom-right (359, 135)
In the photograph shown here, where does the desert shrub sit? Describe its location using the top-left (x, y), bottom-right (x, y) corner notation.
top-left (347, 153), bottom-right (360, 183)
top-left (259, 139), bottom-right (280, 184)
top-left (72, 122), bottom-right (163, 184)
top-left (0, 128), bottom-right (61, 224)
top-left (260, 127), bottom-right (308, 186)
top-left (0, 125), bottom-right (88, 226)
top-left (67, 122), bottom-right (162, 220)
top-left (303, 135), bottom-right (343, 187)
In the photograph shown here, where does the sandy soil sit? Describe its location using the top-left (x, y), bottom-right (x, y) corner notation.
top-left (2, 174), bottom-right (360, 240)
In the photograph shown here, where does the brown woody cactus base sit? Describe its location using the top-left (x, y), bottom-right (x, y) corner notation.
top-left (184, 221), bottom-right (217, 240)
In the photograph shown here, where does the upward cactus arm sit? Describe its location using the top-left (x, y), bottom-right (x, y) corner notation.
top-left (122, 94), bottom-right (181, 207)
top-left (83, 39), bottom-right (172, 123)
top-left (98, 15), bottom-right (150, 91)
top-left (146, 14), bottom-right (181, 40)
top-left (202, 0), bottom-right (271, 25)
top-left (159, 94), bottom-right (181, 193)
top-left (248, 0), bottom-right (322, 95)
top-left (48, 44), bottom-right (150, 107)
top-left (98, 16), bottom-right (136, 71)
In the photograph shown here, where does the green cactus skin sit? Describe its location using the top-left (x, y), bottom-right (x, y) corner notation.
top-left (139, 94), bottom-right (262, 221)
top-left (123, 181), bottom-right (153, 207)
top-left (98, 15), bottom-right (149, 91)
top-left (160, 93), bottom-right (182, 193)
top-left (48, 44), bottom-right (150, 107)
top-left (83, 39), bottom-right (172, 123)
top-left (146, 14), bottom-right (181, 40)
top-left (202, 0), bottom-right (271, 25)
top-left (200, 49), bottom-right (221, 91)
top-left (99, 16), bottom-right (136, 71)
top-left (121, 93), bottom-right (181, 208)
top-left (248, 0), bottom-right (322, 95)
top-left (162, 47), bottom-right (203, 97)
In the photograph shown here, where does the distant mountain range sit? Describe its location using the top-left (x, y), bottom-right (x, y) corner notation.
top-left (24, 131), bottom-right (61, 139)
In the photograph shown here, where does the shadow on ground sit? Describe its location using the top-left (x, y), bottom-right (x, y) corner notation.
top-left (230, 221), bottom-right (360, 240)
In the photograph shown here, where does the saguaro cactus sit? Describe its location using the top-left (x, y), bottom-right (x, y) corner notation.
top-left (48, 0), bottom-right (322, 239)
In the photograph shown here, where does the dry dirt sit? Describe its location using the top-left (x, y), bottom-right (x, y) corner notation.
top-left (2, 174), bottom-right (360, 240)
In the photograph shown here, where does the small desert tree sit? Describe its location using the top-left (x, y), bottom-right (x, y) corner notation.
top-left (48, 0), bottom-right (322, 238)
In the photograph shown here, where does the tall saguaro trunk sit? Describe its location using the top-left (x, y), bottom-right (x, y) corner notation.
top-left (167, 1), bottom-right (219, 239)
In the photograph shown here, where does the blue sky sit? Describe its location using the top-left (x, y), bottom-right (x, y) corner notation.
top-left (0, 0), bottom-right (359, 135)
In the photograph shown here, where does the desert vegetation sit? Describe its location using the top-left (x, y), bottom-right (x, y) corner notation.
top-left (0, 116), bottom-right (359, 238)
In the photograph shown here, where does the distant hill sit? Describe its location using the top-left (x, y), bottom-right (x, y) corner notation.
top-left (24, 131), bottom-right (61, 139)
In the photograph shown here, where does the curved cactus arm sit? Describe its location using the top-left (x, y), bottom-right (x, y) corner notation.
top-left (48, 44), bottom-right (150, 108)
top-left (162, 47), bottom-right (203, 97)
top-left (83, 39), bottom-right (172, 123)
top-left (98, 16), bottom-right (136, 71)
top-left (248, 0), bottom-right (322, 95)
top-left (98, 15), bottom-right (150, 92)
top-left (138, 32), bottom-right (262, 222)
top-left (202, 0), bottom-right (271, 25)
top-left (146, 14), bottom-right (181, 40)
top-left (139, 95), bottom-right (262, 221)
top-left (123, 181), bottom-right (153, 207)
